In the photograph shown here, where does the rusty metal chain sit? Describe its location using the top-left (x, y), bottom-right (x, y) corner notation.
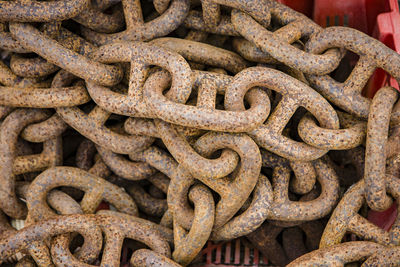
top-left (27, 166), bottom-right (138, 219)
top-left (0, 214), bottom-right (102, 265)
top-left (82, 0), bottom-right (190, 45)
top-left (51, 211), bottom-right (172, 266)
top-left (320, 175), bottom-right (400, 248)
top-left (0, 0), bottom-right (399, 266)
top-left (287, 241), bottom-right (389, 266)
top-left (9, 23), bottom-right (123, 86)
top-left (230, 3), bottom-right (344, 75)
top-left (0, 109), bottom-right (62, 219)
top-left (305, 27), bottom-right (400, 119)
top-left (0, 0), bottom-right (90, 23)
top-left (225, 66), bottom-right (340, 161)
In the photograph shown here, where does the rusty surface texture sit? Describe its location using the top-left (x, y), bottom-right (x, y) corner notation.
top-left (0, 0), bottom-right (399, 266)
top-left (287, 241), bottom-right (386, 266)
top-left (320, 175), bottom-right (400, 248)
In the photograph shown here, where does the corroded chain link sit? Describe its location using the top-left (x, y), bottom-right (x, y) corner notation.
top-left (320, 175), bottom-right (400, 248)
top-left (287, 241), bottom-right (390, 266)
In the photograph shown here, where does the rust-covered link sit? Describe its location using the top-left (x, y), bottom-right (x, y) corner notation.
top-left (167, 131), bottom-right (261, 230)
top-left (210, 173), bottom-right (272, 241)
top-left (26, 166), bottom-right (138, 221)
top-left (320, 175), bottom-right (400, 248)
top-left (145, 70), bottom-right (270, 132)
top-left (87, 43), bottom-right (270, 133)
top-left (0, 214), bottom-right (103, 265)
top-left (87, 41), bottom-right (192, 118)
top-left (19, 69), bottom-right (74, 143)
top-left (261, 153), bottom-right (340, 222)
top-left (287, 241), bottom-right (385, 266)
top-left (56, 104), bottom-right (154, 155)
top-left (0, 81), bottom-right (90, 108)
top-left (172, 185), bottom-right (214, 266)
top-left (364, 86), bottom-right (399, 211)
top-left (225, 66), bottom-right (339, 161)
top-left (0, 109), bottom-right (62, 219)
top-left (9, 23), bottom-right (123, 86)
top-left (128, 182), bottom-right (168, 217)
top-left (205, 0), bottom-right (272, 28)
top-left (306, 27), bottom-right (400, 119)
top-left (230, 1), bottom-right (344, 75)
top-left (97, 145), bottom-right (156, 181)
top-left (72, 1), bottom-right (124, 33)
top-left (0, 0), bottom-right (90, 22)
top-left (298, 111), bottom-right (367, 150)
top-left (51, 212), bottom-right (172, 266)
top-left (131, 249), bottom-right (182, 267)
top-left (16, 182), bottom-right (99, 266)
top-left (150, 37), bottom-right (250, 74)
top-left (81, 0), bottom-right (190, 45)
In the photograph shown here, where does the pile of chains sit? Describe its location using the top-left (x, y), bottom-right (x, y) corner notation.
top-left (0, 0), bottom-right (399, 266)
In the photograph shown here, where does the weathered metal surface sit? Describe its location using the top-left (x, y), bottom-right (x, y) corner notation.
top-left (0, 0), bottom-right (398, 266)
top-left (287, 241), bottom-right (385, 266)
top-left (320, 175), bottom-right (400, 248)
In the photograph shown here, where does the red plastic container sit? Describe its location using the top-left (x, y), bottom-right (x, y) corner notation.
top-left (277, 0), bottom-right (314, 17)
top-left (200, 1), bottom-right (400, 266)
top-left (367, 0), bottom-right (400, 96)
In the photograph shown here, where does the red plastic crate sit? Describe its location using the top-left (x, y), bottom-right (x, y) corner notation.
top-left (199, 240), bottom-right (270, 267)
top-left (200, 1), bottom-right (400, 266)
top-left (367, 0), bottom-right (400, 96)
